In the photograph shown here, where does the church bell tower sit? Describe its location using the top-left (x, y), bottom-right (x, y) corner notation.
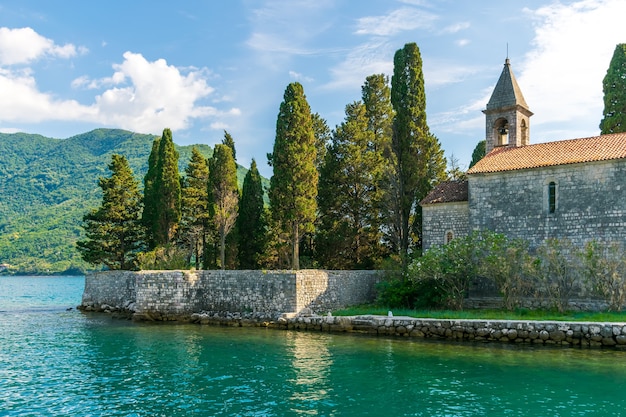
top-left (483, 58), bottom-right (533, 153)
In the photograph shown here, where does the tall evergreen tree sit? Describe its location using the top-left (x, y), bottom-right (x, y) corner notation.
top-left (154, 128), bottom-right (181, 246)
top-left (316, 102), bottom-right (384, 269)
top-left (600, 44), bottom-right (626, 134)
top-left (77, 154), bottom-right (144, 270)
top-left (362, 74), bottom-right (395, 256)
top-left (142, 136), bottom-right (160, 249)
top-left (267, 82), bottom-right (318, 270)
top-left (222, 130), bottom-right (237, 161)
top-left (237, 159), bottom-right (267, 269)
top-left (312, 112), bottom-right (331, 169)
top-left (469, 140), bottom-right (486, 168)
top-left (179, 147), bottom-right (210, 268)
top-left (209, 144), bottom-right (239, 269)
top-left (391, 42), bottom-right (446, 268)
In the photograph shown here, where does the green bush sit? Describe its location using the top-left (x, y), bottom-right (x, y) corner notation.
top-left (137, 244), bottom-right (189, 270)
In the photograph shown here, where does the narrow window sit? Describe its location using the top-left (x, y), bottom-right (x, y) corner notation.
top-left (548, 182), bottom-right (556, 214)
top-left (445, 231), bottom-right (454, 244)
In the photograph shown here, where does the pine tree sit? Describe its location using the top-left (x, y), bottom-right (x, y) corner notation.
top-left (312, 112), bottom-right (331, 169)
top-left (391, 42), bottom-right (447, 268)
top-left (153, 128), bottom-right (181, 246)
top-left (237, 159), bottom-right (267, 269)
top-left (208, 144), bottom-right (239, 269)
top-left (600, 44), bottom-right (626, 134)
top-left (77, 154), bottom-right (144, 270)
top-left (179, 147), bottom-right (209, 268)
top-left (267, 82), bottom-right (318, 270)
top-left (316, 102), bottom-right (384, 269)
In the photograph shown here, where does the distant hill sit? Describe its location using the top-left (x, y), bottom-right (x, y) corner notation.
top-left (0, 128), bottom-right (263, 274)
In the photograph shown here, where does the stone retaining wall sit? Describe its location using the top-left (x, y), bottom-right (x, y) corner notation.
top-left (188, 312), bottom-right (626, 348)
top-left (80, 270), bottom-right (381, 320)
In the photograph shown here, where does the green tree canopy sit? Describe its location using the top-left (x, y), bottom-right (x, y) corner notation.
top-left (179, 147), bottom-right (210, 268)
top-left (316, 101), bottom-right (385, 269)
top-left (469, 140), bottom-right (486, 168)
top-left (222, 130), bottom-right (237, 161)
top-left (143, 128), bottom-right (181, 247)
top-left (77, 154), bottom-right (144, 270)
top-left (268, 82), bottom-right (318, 270)
top-left (237, 159), bottom-right (267, 269)
top-left (391, 42), bottom-right (447, 268)
top-left (209, 144), bottom-right (239, 269)
top-left (600, 43), bottom-right (626, 134)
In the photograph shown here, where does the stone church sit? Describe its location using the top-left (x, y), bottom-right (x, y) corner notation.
top-left (421, 58), bottom-right (626, 250)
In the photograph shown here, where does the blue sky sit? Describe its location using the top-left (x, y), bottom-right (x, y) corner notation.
top-left (1, 0), bottom-right (625, 177)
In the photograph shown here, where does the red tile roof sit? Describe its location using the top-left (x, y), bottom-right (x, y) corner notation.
top-left (420, 180), bottom-right (468, 205)
top-left (467, 132), bottom-right (626, 174)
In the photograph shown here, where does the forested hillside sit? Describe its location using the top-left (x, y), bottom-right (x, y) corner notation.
top-left (0, 129), bottom-right (251, 274)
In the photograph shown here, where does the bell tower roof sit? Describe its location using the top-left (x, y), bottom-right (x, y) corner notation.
top-left (485, 58), bottom-right (530, 111)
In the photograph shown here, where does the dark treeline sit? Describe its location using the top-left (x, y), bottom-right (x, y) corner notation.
top-left (77, 42), bottom-right (452, 271)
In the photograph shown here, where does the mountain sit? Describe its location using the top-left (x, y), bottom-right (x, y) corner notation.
top-left (0, 128), bottom-right (260, 275)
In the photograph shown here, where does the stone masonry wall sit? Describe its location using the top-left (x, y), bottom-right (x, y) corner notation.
top-left (422, 201), bottom-right (469, 250)
top-left (81, 270), bottom-right (381, 319)
top-left (469, 159), bottom-right (626, 249)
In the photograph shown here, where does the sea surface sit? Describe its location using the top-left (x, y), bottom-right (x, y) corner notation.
top-left (2, 276), bottom-right (626, 416)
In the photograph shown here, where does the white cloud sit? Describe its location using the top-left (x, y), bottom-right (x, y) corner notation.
top-left (456, 39), bottom-right (470, 47)
top-left (518, 0), bottom-right (626, 139)
top-left (210, 121), bottom-right (229, 130)
top-left (0, 34), bottom-right (238, 135)
top-left (424, 59), bottom-right (480, 88)
top-left (289, 70), bottom-right (314, 83)
top-left (323, 40), bottom-right (394, 90)
top-left (0, 27), bottom-right (82, 65)
top-left (90, 51), bottom-right (224, 134)
top-left (441, 22), bottom-right (470, 34)
top-left (354, 7), bottom-right (438, 36)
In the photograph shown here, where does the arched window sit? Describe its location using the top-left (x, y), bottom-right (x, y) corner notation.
top-left (521, 119), bottom-right (528, 146)
top-left (495, 118), bottom-right (509, 146)
top-left (548, 182), bottom-right (556, 214)
top-left (445, 231), bottom-right (454, 244)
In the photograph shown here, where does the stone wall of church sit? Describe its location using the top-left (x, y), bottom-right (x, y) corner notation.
top-left (468, 159), bottom-right (626, 248)
top-left (421, 201), bottom-right (469, 250)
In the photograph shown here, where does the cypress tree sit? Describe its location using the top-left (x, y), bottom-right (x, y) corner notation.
top-left (391, 42), bottom-right (446, 268)
top-left (142, 136), bottom-right (160, 249)
top-left (267, 82), bottom-right (318, 270)
top-left (153, 128), bottom-right (181, 246)
top-left (237, 159), bottom-right (267, 269)
top-left (208, 144), bottom-right (239, 269)
top-left (600, 44), bottom-right (626, 134)
top-left (469, 140), bottom-right (486, 168)
top-left (77, 154), bottom-right (144, 270)
top-left (179, 147), bottom-right (209, 268)
top-left (222, 130), bottom-right (237, 161)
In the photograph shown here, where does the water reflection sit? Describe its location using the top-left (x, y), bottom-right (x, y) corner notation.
top-left (285, 331), bottom-right (335, 415)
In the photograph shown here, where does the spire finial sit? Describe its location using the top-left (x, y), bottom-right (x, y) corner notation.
top-left (505, 43), bottom-right (510, 65)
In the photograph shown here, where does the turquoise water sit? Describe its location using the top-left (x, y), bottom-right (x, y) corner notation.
top-left (2, 277), bottom-right (626, 416)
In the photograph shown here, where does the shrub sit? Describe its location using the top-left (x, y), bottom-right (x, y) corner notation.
top-left (478, 234), bottom-right (537, 310)
top-left (535, 239), bottom-right (583, 313)
top-left (137, 244), bottom-right (189, 270)
top-left (581, 241), bottom-right (626, 311)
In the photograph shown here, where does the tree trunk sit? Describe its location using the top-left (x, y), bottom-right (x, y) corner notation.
top-left (292, 222), bottom-right (299, 270)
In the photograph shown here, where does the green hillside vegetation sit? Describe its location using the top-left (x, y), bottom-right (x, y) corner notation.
top-left (0, 128), bottom-right (258, 274)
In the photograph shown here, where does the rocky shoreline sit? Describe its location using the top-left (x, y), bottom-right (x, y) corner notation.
top-left (78, 302), bottom-right (626, 348)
